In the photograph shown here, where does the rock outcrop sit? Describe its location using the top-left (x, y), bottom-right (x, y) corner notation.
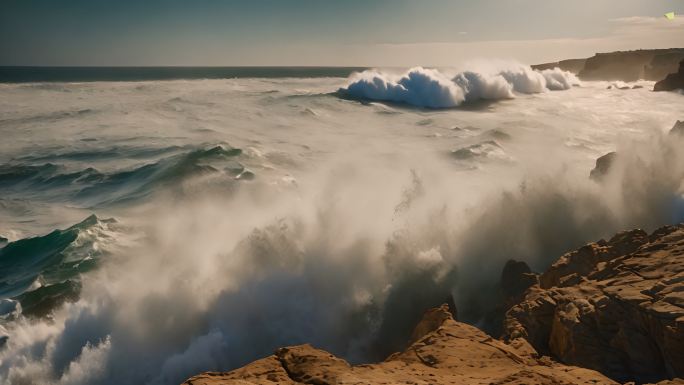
top-left (579, 49), bottom-right (684, 82)
top-left (654, 60), bottom-right (684, 92)
top-left (183, 304), bottom-right (619, 385)
top-left (533, 49), bottom-right (684, 82)
top-left (505, 225), bottom-right (684, 384)
top-left (670, 121), bottom-right (684, 137)
top-left (590, 151), bottom-right (618, 181)
top-left (183, 223), bottom-right (684, 385)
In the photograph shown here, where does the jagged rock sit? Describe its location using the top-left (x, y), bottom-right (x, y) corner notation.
top-left (501, 260), bottom-right (538, 300)
top-left (505, 224), bottom-right (684, 384)
top-left (646, 52), bottom-right (684, 81)
top-left (408, 303), bottom-right (455, 345)
top-left (590, 152), bottom-right (618, 181)
top-left (670, 121), bottom-right (684, 137)
top-left (482, 260), bottom-right (539, 338)
top-left (183, 305), bottom-right (619, 385)
top-left (654, 60), bottom-right (684, 92)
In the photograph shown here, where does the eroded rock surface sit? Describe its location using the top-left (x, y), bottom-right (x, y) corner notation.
top-left (505, 225), bottom-right (684, 383)
top-left (183, 305), bottom-right (618, 385)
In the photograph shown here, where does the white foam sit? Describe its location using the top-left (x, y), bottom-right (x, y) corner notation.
top-left (342, 65), bottom-right (580, 108)
top-left (344, 67), bottom-right (465, 108)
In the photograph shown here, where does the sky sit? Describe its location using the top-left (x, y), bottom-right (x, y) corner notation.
top-left (1, 0), bottom-right (683, 66)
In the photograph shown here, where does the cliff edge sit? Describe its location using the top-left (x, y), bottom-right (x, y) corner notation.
top-left (182, 224), bottom-right (684, 385)
top-left (183, 304), bottom-right (618, 385)
top-left (505, 225), bottom-right (684, 383)
top-left (654, 60), bottom-right (684, 91)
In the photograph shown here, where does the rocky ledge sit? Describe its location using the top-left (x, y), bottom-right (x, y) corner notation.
top-left (183, 304), bottom-right (619, 385)
top-left (505, 224), bottom-right (684, 384)
top-left (654, 60), bottom-right (684, 92)
top-left (183, 224), bottom-right (684, 385)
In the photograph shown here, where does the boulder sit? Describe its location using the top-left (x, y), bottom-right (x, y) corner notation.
top-left (505, 224), bottom-right (684, 383)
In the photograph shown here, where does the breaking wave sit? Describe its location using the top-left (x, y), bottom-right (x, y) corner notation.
top-left (1, 127), bottom-right (683, 385)
top-left (0, 145), bottom-right (251, 208)
top-left (0, 215), bottom-right (120, 319)
top-left (339, 65), bottom-right (580, 108)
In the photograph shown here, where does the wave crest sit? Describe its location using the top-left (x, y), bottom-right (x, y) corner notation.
top-left (340, 65), bottom-right (580, 108)
top-left (344, 68), bottom-right (465, 109)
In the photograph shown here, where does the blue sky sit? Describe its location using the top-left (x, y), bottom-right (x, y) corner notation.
top-left (1, 0), bottom-right (683, 66)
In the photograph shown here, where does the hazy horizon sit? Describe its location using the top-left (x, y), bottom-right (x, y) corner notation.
top-left (2, 0), bottom-right (684, 67)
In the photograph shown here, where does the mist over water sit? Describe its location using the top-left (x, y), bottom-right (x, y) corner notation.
top-left (0, 63), bottom-right (683, 385)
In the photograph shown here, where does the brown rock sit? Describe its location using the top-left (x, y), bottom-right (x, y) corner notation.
top-left (654, 60), bottom-right (684, 92)
top-left (505, 224), bottom-right (684, 383)
top-left (182, 305), bottom-right (618, 385)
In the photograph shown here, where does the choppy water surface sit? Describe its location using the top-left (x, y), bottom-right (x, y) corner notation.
top-left (0, 66), bottom-right (683, 385)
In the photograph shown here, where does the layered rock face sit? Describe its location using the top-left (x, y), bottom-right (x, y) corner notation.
top-left (579, 49), bottom-right (684, 82)
top-left (654, 60), bottom-right (684, 92)
top-left (183, 305), bottom-right (618, 385)
top-left (505, 225), bottom-right (684, 383)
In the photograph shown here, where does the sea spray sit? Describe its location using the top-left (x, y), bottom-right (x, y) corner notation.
top-left (1, 128), bottom-right (683, 385)
top-left (340, 64), bottom-right (580, 108)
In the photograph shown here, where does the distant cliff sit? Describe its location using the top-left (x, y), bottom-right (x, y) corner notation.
top-left (654, 59), bottom-right (684, 91)
top-left (532, 58), bottom-right (587, 73)
top-left (533, 48), bottom-right (684, 82)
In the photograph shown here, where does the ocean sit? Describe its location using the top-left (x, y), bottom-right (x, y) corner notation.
top-left (0, 64), bottom-right (683, 385)
top-left (0, 66), bottom-right (366, 83)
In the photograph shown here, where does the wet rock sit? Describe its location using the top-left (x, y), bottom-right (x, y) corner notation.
top-left (654, 60), bottom-right (684, 92)
top-left (590, 151), bottom-right (618, 181)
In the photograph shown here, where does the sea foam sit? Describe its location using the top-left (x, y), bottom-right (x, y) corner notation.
top-left (341, 65), bottom-right (580, 108)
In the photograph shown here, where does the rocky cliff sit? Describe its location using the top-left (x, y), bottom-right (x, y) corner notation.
top-left (532, 58), bottom-right (587, 73)
top-left (183, 224), bottom-right (684, 385)
top-left (654, 60), bottom-right (684, 91)
top-left (533, 49), bottom-right (684, 81)
top-left (504, 225), bottom-right (684, 384)
top-left (580, 49), bottom-right (684, 82)
top-left (183, 304), bottom-right (619, 385)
